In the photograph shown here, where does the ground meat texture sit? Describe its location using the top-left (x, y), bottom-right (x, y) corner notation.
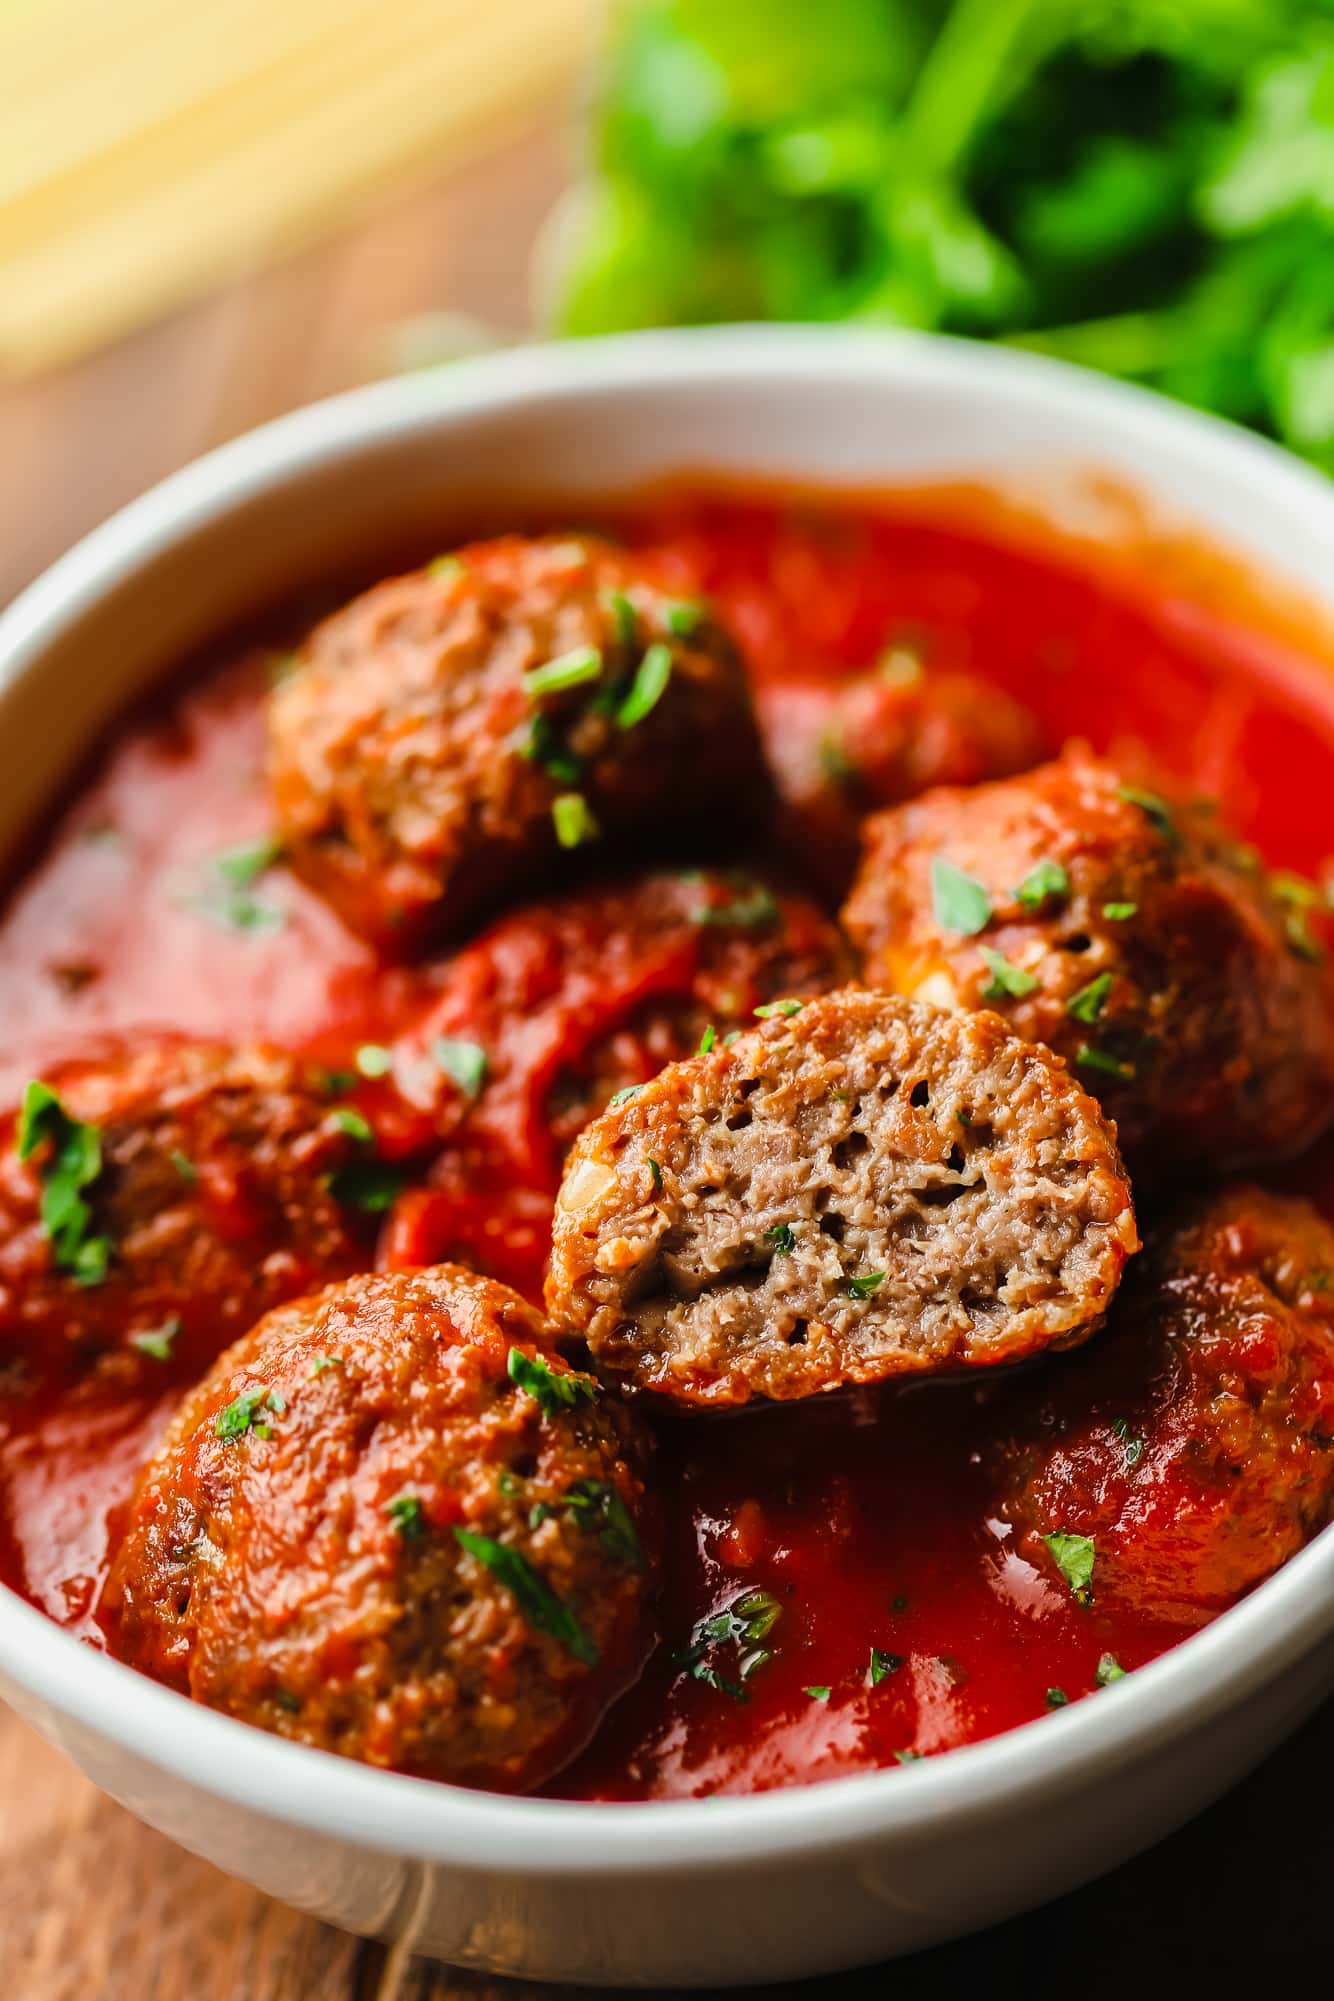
top-left (0, 1045), bottom-right (376, 1391)
top-left (990, 1187), bottom-right (1334, 1628)
top-left (545, 988), bottom-right (1138, 1408)
top-left (101, 1267), bottom-right (657, 1791)
top-left (380, 870), bottom-right (851, 1298)
top-left (842, 745), bottom-right (1334, 1173)
top-left (268, 534), bottom-right (771, 948)
top-left (761, 661), bottom-right (1044, 896)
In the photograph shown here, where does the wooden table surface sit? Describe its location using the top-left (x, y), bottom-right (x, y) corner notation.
top-left (2, 118), bottom-right (1330, 1997)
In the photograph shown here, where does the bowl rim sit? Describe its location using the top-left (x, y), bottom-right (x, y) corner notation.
top-left (1, 322), bottom-right (1333, 1877)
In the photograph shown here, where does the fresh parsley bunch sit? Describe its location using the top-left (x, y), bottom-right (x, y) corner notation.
top-left (546, 0), bottom-right (1334, 470)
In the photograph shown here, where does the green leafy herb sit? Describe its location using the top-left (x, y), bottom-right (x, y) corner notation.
top-left (1117, 785), bottom-right (1179, 847)
top-left (1076, 1042), bottom-right (1135, 1082)
top-left (522, 713), bottom-right (584, 786)
top-left (674, 1588), bottom-right (783, 1698)
top-left (328, 1160), bottom-right (408, 1213)
top-left (607, 1083), bottom-right (642, 1108)
top-left (331, 1107), bottom-right (373, 1142)
top-left (453, 1526), bottom-right (598, 1665)
top-left (931, 857), bottom-right (991, 936)
top-left (1013, 860), bottom-right (1069, 912)
top-left (507, 1346), bottom-right (598, 1415)
top-left (17, 1080), bottom-right (111, 1286)
top-left (552, 792), bottom-right (602, 849)
top-left (523, 645), bottom-right (604, 698)
top-left (213, 837), bottom-right (284, 886)
top-left (428, 554), bottom-right (464, 582)
top-left (648, 1156), bottom-right (663, 1191)
top-left (1110, 1415), bottom-right (1145, 1469)
top-left (754, 998), bottom-right (804, 1019)
top-left (606, 589), bottom-right (638, 646)
top-left (664, 600), bottom-right (704, 636)
top-left (560, 1478), bottom-right (645, 1570)
top-left (846, 1270), bottom-right (886, 1301)
top-left (692, 884), bottom-right (781, 931)
top-left (309, 1354), bottom-right (343, 1376)
top-left (979, 947), bottom-right (1039, 1000)
top-left (697, 1023), bottom-right (717, 1055)
top-left (894, 1749), bottom-right (923, 1765)
top-left (170, 1148), bottom-right (197, 1182)
top-left (355, 1043), bottom-right (394, 1078)
top-left (617, 641), bottom-right (674, 726)
top-left (1046, 1687), bottom-right (1070, 1710)
top-left (386, 1493), bottom-right (425, 1539)
top-left (1102, 902), bottom-right (1138, 921)
top-left (128, 1316), bottom-right (181, 1363)
top-left (432, 1036), bottom-right (489, 1100)
top-left (765, 1221), bottom-right (795, 1253)
top-left (804, 1684), bottom-right (832, 1702)
top-left (188, 838), bottom-right (286, 934)
top-left (1066, 972), bottom-right (1114, 1024)
top-left (215, 1387), bottom-right (284, 1442)
top-left (1043, 1531), bottom-right (1095, 1602)
top-left (274, 1688), bottom-right (303, 1714)
top-left (869, 1648), bottom-right (904, 1686)
top-left (1096, 1652), bottom-right (1127, 1686)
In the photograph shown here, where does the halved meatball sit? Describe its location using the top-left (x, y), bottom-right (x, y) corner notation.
top-left (546, 988), bottom-right (1138, 1407)
top-left (761, 660), bottom-right (1044, 894)
top-left (843, 745), bottom-right (1334, 1172)
top-left (268, 535), bottom-right (771, 947)
top-left (101, 1267), bottom-right (657, 1791)
top-left (0, 1044), bottom-right (380, 1390)
top-left (991, 1187), bottom-right (1334, 1627)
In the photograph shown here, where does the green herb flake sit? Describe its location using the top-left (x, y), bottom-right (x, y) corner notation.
top-left (522, 713), bottom-right (584, 786)
top-left (385, 1493), bottom-right (425, 1539)
top-left (1095, 1652), bottom-right (1127, 1686)
top-left (765, 1221), bottom-right (795, 1253)
top-left (453, 1526), bottom-right (598, 1665)
top-left (1013, 860), bottom-right (1069, 912)
top-left (804, 1684), bottom-right (832, 1702)
top-left (1117, 785), bottom-right (1179, 846)
top-left (1066, 972), bottom-right (1114, 1024)
top-left (607, 1083), bottom-right (642, 1108)
top-left (309, 1354), bottom-right (343, 1376)
top-left (698, 1024), bottom-right (717, 1055)
top-left (507, 1346), bottom-right (598, 1416)
top-left (274, 1688), bottom-right (303, 1714)
top-left (979, 948), bottom-right (1039, 1000)
top-left (894, 1748), bottom-right (924, 1765)
top-left (428, 554), bottom-right (464, 583)
top-left (664, 600), bottom-right (704, 636)
top-left (431, 1036), bottom-right (489, 1100)
top-left (1046, 1687), bottom-right (1070, 1710)
top-left (931, 857), bottom-right (992, 937)
top-left (648, 1157), bottom-right (663, 1192)
top-left (846, 1270), bottom-right (886, 1301)
top-left (213, 837), bottom-right (284, 887)
top-left (331, 1106), bottom-right (373, 1142)
top-left (692, 885), bottom-right (781, 931)
top-left (722, 1029), bottom-right (741, 1047)
top-left (523, 645), bottom-right (603, 699)
top-left (1110, 1415), bottom-right (1146, 1468)
top-left (869, 1648), bottom-right (904, 1686)
top-left (128, 1316), bottom-right (181, 1363)
top-left (606, 589), bottom-right (637, 647)
top-left (328, 1160), bottom-right (408, 1214)
top-left (17, 1080), bottom-right (111, 1286)
top-left (215, 1387), bottom-right (284, 1442)
top-left (616, 642), bottom-right (674, 728)
top-left (1102, 902), bottom-right (1138, 921)
top-left (1076, 1042), bottom-right (1135, 1081)
top-left (560, 1478), bottom-right (645, 1571)
top-left (1043, 1531), bottom-right (1095, 1601)
top-left (355, 1043), bottom-right (394, 1079)
top-left (551, 792), bottom-right (602, 850)
top-left (170, 1148), bottom-right (197, 1182)
top-left (754, 998), bottom-right (804, 1019)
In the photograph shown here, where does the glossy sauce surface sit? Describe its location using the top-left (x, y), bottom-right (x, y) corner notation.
top-left (2, 491), bottom-right (1333, 1799)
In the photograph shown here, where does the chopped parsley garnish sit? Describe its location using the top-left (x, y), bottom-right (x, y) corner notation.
top-left (692, 884), bottom-right (780, 931)
top-left (1102, 902), bottom-right (1138, 921)
top-left (765, 1221), bottom-right (795, 1253)
top-left (606, 590), bottom-right (637, 647)
top-left (674, 1588), bottom-right (782, 1699)
top-left (522, 713), bottom-right (583, 786)
top-left (1043, 1531), bottom-right (1095, 1601)
top-left (386, 1493), bottom-right (425, 1539)
top-left (128, 1316), bottom-right (181, 1363)
top-left (507, 1346), bottom-right (598, 1415)
top-left (523, 645), bottom-right (604, 698)
top-left (274, 1688), bottom-right (303, 1714)
top-left (328, 1160), bottom-right (408, 1213)
top-left (432, 1036), bottom-right (489, 1100)
top-left (616, 642), bottom-right (673, 727)
top-left (17, 1080), bottom-right (111, 1286)
top-left (1013, 860), bottom-right (1069, 912)
top-left (894, 1748), bottom-right (924, 1764)
top-left (187, 838), bottom-right (286, 934)
top-left (931, 857), bottom-right (992, 936)
top-left (453, 1527), bottom-right (598, 1664)
top-left (1117, 784), bottom-right (1179, 846)
top-left (1066, 972), bottom-right (1113, 1024)
top-left (818, 731), bottom-right (859, 785)
top-left (804, 1685), bottom-right (832, 1702)
top-left (607, 1083), bottom-right (642, 1108)
top-left (1110, 1415), bottom-right (1145, 1468)
top-left (170, 1148), bottom-right (197, 1182)
top-left (355, 1043), bottom-right (394, 1078)
top-left (215, 1387), bottom-right (284, 1442)
top-left (846, 1270), bottom-right (886, 1301)
top-left (214, 837), bottom-right (284, 886)
top-left (553, 1478), bottom-right (644, 1571)
top-left (552, 792), bottom-right (602, 849)
top-left (1095, 1652), bottom-right (1127, 1686)
top-left (722, 1029), bottom-right (741, 1046)
top-left (754, 998), bottom-right (804, 1019)
top-left (1075, 1042), bottom-right (1135, 1081)
top-left (869, 1648), bottom-right (904, 1686)
top-left (309, 1354), bottom-right (343, 1376)
top-left (648, 1157), bottom-right (663, 1191)
top-left (664, 600), bottom-right (704, 636)
top-left (428, 554), bottom-right (464, 582)
top-left (331, 1106), bottom-right (373, 1142)
top-left (1046, 1687), bottom-right (1070, 1709)
top-left (979, 948), bottom-right (1039, 1000)
top-left (698, 1024), bottom-right (717, 1055)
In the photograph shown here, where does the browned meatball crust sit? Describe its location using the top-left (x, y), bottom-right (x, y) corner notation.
top-left (102, 1266), bottom-right (658, 1790)
top-left (990, 1187), bottom-right (1334, 1627)
top-left (269, 534), bottom-right (772, 947)
top-left (842, 745), bottom-right (1334, 1172)
top-left (0, 1044), bottom-right (376, 1390)
top-left (546, 988), bottom-right (1138, 1408)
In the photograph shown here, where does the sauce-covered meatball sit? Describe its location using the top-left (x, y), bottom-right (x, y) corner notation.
top-left (269, 535), bottom-right (771, 947)
top-left (761, 660), bottom-right (1044, 894)
top-left (991, 1187), bottom-right (1334, 1627)
top-left (102, 1266), bottom-right (658, 1790)
top-left (382, 868), bottom-right (851, 1297)
top-left (547, 988), bottom-right (1138, 1407)
top-left (0, 1044), bottom-right (378, 1389)
top-left (843, 746), bottom-right (1334, 1172)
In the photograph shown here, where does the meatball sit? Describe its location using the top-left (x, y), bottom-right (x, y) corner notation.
top-left (546, 988), bottom-right (1138, 1407)
top-left (268, 535), bottom-right (771, 947)
top-left (0, 1044), bottom-right (380, 1389)
top-left (761, 660), bottom-right (1044, 894)
top-left (102, 1266), bottom-right (657, 1791)
top-left (842, 745), bottom-right (1334, 1172)
top-left (991, 1187), bottom-right (1334, 1628)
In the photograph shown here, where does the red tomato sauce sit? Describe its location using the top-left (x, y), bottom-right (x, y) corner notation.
top-left (2, 489), bottom-right (1333, 1800)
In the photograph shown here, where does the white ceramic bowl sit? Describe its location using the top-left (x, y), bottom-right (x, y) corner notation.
top-left (2, 328), bottom-right (1333, 1988)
